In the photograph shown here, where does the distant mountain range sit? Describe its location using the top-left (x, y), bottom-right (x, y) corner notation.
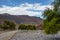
top-left (0, 13), bottom-right (43, 26)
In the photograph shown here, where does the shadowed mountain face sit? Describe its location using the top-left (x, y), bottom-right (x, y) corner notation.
top-left (0, 13), bottom-right (43, 25)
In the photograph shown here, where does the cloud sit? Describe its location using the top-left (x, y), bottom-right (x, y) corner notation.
top-left (0, 3), bottom-right (52, 18)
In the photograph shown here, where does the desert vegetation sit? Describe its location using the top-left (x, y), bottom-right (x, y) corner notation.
top-left (0, 20), bottom-right (16, 30)
top-left (43, 0), bottom-right (60, 34)
top-left (18, 24), bottom-right (36, 30)
top-left (0, 20), bottom-right (37, 31)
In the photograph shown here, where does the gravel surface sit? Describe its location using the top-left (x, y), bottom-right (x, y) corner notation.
top-left (0, 31), bottom-right (18, 40)
top-left (10, 30), bottom-right (60, 40)
top-left (0, 30), bottom-right (60, 40)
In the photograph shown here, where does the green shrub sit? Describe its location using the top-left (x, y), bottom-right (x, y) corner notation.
top-left (0, 20), bottom-right (16, 30)
top-left (43, 0), bottom-right (60, 34)
top-left (18, 24), bottom-right (36, 30)
top-left (18, 24), bottom-right (26, 30)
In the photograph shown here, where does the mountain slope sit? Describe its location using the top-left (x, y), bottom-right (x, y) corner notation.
top-left (0, 13), bottom-right (43, 25)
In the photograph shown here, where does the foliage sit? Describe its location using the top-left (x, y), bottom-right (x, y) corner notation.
top-left (26, 25), bottom-right (36, 30)
top-left (43, 0), bottom-right (60, 34)
top-left (18, 24), bottom-right (26, 30)
top-left (0, 20), bottom-right (16, 30)
top-left (0, 25), bottom-right (2, 30)
top-left (18, 24), bottom-right (36, 30)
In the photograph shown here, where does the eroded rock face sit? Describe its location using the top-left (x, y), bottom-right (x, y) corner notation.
top-left (11, 30), bottom-right (60, 40)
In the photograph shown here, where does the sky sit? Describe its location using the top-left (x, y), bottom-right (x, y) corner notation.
top-left (0, 0), bottom-right (53, 18)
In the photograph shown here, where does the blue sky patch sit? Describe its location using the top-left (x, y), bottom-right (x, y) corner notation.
top-left (0, 0), bottom-right (53, 6)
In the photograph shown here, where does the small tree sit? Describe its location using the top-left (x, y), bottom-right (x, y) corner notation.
top-left (43, 0), bottom-right (60, 34)
top-left (43, 0), bottom-right (60, 39)
top-left (44, 18), bottom-right (58, 34)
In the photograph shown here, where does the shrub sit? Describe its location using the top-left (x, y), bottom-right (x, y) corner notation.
top-left (18, 24), bottom-right (26, 30)
top-left (1, 20), bottom-right (16, 30)
top-left (18, 24), bottom-right (36, 30)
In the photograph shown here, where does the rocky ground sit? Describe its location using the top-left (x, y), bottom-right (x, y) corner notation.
top-left (0, 30), bottom-right (60, 40)
top-left (11, 30), bottom-right (60, 40)
top-left (0, 31), bottom-right (18, 40)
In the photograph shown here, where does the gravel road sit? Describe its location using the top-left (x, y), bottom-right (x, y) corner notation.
top-left (10, 30), bottom-right (60, 40)
top-left (0, 31), bottom-right (18, 40)
top-left (0, 30), bottom-right (60, 40)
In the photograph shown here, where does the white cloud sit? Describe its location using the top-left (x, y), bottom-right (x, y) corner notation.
top-left (0, 3), bottom-right (52, 17)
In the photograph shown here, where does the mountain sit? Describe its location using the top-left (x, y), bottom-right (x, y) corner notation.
top-left (0, 13), bottom-right (43, 26)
